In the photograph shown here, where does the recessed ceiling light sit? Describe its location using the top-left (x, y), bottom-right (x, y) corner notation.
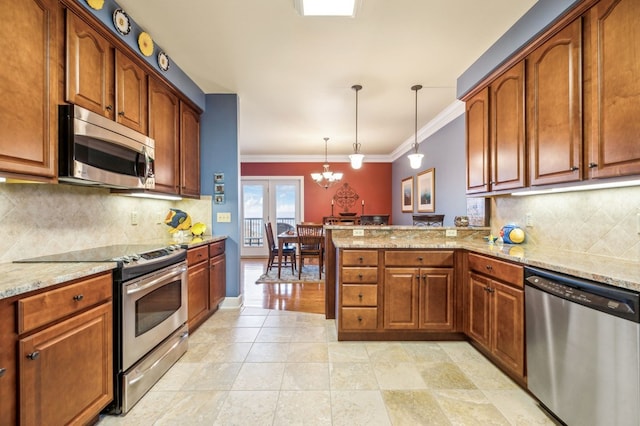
top-left (294, 0), bottom-right (359, 17)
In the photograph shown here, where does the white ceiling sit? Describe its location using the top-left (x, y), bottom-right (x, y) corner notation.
top-left (116, 0), bottom-right (537, 161)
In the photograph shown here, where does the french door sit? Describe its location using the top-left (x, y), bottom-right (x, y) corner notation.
top-left (241, 177), bottom-right (303, 257)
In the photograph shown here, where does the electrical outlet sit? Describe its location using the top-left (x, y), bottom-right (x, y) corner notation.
top-left (217, 212), bottom-right (232, 223)
top-left (130, 211), bottom-right (138, 225)
top-left (525, 212), bottom-right (533, 227)
top-left (445, 229), bottom-right (457, 237)
top-left (353, 229), bottom-right (364, 237)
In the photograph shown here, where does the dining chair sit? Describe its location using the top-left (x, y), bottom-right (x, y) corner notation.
top-left (296, 224), bottom-right (324, 279)
top-left (265, 222), bottom-right (296, 274)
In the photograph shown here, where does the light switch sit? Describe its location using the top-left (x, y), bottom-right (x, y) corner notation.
top-left (217, 212), bottom-right (231, 222)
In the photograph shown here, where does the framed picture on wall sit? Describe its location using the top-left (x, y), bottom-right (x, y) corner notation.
top-left (417, 168), bottom-right (435, 212)
top-left (401, 176), bottom-right (413, 212)
top-left (214, 173), bottom-right (224, 183)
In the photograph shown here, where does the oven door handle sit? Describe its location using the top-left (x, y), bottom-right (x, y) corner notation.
top-left (127, 330), bottom-right (189, 385)
top-left (125, 265), bottom-right (187, 295)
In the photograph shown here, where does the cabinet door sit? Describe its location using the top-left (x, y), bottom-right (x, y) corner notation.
top-left (66, 11), bottom-right (114, 119)
top-left (418, 268), bottom-right (455, 331)
top-left (491, 281), bottom-right (524, 377)
top-left (466, 88), bottom-right (490, 194)
top-left (467, 272), bottom-right (491, 349)
top-left (586, 0), bottom-right (640, 178)
top-left (0, 298), bottom-right (17, 425)
top-left (383, 268), bottom-right (418, 329)
top-left (528, 19), bottom-right (582, 186)
top-left (19, 303), bottom-right (113, 426)
top-left (209, 254), bottom-right (226, 311)
top-left (180, 102), bottom-right (201, 197)
top-left (115, 50), bottom-right (148, 134)
top-left (0, 0), bottom-right (57, 179)
top-left (148, 77), bottom-right (179, 194)
top-left (187, 260), bottom-right (209, 331)
top-left (490, 61), bottom-right (526, 191)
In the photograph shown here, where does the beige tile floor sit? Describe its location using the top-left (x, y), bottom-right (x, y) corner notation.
top-left (98, 307), bottom-right (556, 425)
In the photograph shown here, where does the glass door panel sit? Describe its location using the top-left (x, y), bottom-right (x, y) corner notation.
top-left (241, 181), bottom-right (268, 257)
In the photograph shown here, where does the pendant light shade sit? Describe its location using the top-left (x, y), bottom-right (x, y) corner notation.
top-left (311, 137), bottom-right (343, 189)
top-left (408, 84), bottom-right (424, 169)
top-left (349, 84), bottom-right (364, 169)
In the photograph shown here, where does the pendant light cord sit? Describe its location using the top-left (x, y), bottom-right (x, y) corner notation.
top-left (412, 84), bottom-right (422, 153)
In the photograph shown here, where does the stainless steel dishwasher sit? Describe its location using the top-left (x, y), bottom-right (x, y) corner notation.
top-left (525, 266), bottom-right (640, 426)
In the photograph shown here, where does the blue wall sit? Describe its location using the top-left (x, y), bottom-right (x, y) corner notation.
top-left (392, 115), bottom-right (467, 226)
top-left (201, 94), bottom-right (241, 298)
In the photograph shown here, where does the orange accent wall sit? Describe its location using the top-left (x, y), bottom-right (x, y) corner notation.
top-left (241, 162), bottom-right (393, 224)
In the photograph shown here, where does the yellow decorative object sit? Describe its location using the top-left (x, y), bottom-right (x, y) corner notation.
top-left (138, 32), bottom-right (154, 57)
top-left (191, 222), bottom-right (207, 236)
top-left (86, 0), bottom-right (104, 10)
top-left (164, 209), bottom-right (191, 234)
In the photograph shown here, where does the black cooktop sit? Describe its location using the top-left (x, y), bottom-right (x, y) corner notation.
top-left (15, 243), bottom-right (182, 263)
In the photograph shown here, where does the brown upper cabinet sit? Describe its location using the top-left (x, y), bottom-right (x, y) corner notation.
top-left (148, 77), bottom-right (180, 194)
top-left (0, 0), bottom-right (58, 181)
top-left (180, 102), bottom-right (201, 198)
top-left (585, 0), bottom-right (640, 178)
top-left (527, 19), bottom-right (583, 186)
top-left (466, 88), bottom-right (490, 194)
top-left (66, 11), bottom-right (148, 134)
top-left (490, 61), bottom-right (526, 192)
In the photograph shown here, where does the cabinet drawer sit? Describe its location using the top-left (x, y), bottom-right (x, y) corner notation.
top-left (342, 250), bottom-right (378, 266)
top-left (209, 240), bottom-right (225, 258)
top-left (18, 273), bottom-right (112, 334)
top-left (384, 250), bottom-right (454, 267)
top-left (342, 267), bottom-right (378, 283)
top-left (342, 285), bottom-right (377, 306)
top-left (187, 246), bottom-right (208, 265)
top-left (468, 253), bottom-right (523, 287)
top-left (341, 308), bottom-right (378, 330)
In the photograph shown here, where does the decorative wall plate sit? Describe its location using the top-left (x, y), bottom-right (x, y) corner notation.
top-left (112, 9), bottom-right (131, 36)
top-left (138, 32), bottom-right (154, 57)
top-left (157, 51), bottom-right (170, 71)
top-left (86, 0), bottom-right (104, 10)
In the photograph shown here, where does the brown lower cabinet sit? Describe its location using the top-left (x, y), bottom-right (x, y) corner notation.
top-left (0, 272), bottom-right (114, 425)
top-left (187, 239), bottom-right (226, 332)
top-left (466, 253), bottom-right (525, 383)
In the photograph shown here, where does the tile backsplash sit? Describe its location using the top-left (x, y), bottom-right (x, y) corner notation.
top-left (491, 186), bottom-right (640, 261)
top-left (0, 184), bottom-right (212, 263)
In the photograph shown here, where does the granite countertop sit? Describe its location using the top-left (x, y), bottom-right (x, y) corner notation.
top-left (0, 235), bottom-right (228, 300)
top-left (332, 236), bottom-right (640, 292)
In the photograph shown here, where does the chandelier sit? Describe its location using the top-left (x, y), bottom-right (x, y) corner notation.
top-left (408, 84), bottom-right (424, 169)
top-left (349, 84), bottom-right (364, 169)
top-left (311, 137), bottom-right (343, 189)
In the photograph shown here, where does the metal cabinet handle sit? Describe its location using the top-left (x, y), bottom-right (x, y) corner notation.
top-left (0, 367), bottom-right (6, 377)
top-left (358, 256), bottom-right (364, 263)
top-left (358, 293), bottom-right (363, 299)
top-left (105, 105), bottom-right (113, 111)
top-left (588, 162), bottom-right (598, 168)
top-left (118, 111), bottom-right (125, 116)
top-left (26, 351), bottom-right (40, 360)
top-left (570, 166), bottom-right (579, 171)
top-left (73, 294), bottom-right (84, 301)
top-left (485, 265), bottom-right (493, 271)
top-left (358, 273), bottom-right (363, 279)
top-left (417, 256), bottom-right (424, 262)
top-left (357, 316), bottom-right (363, 322)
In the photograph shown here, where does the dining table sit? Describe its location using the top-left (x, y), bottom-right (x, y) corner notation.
top-left (276, 231), bottom-right (298, 278)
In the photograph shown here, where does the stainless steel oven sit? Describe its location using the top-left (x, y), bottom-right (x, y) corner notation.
top-left (16, 243), bottom-right (190, 415)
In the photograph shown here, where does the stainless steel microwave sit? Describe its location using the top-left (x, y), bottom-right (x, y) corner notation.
top-left (58, 104), bottom-right (155, 189)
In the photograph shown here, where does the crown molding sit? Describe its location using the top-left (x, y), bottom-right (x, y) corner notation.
top-left (240, 154), bottom-right (391, 163)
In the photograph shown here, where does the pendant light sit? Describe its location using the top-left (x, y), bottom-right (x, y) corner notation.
top-left (408, 84), bottom-right (424, 169)
top-left (311, 137), bottom-right (343, 189)
top-left (349, 84), bottom-right (364, 169)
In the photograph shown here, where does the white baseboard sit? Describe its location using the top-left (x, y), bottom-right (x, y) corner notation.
top-left (219, 295), bottom-right (243, 310)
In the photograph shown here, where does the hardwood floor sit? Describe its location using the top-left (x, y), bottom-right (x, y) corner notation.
top-left (241, 258), bottom-right (325, 315)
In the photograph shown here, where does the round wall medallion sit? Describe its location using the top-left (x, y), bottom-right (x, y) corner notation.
top-left (112, 9), bottom-right (131, 36)
top-left (138, 32), bottom-right (154, 57)
top-left (157, 51), bottom-right (170, 71)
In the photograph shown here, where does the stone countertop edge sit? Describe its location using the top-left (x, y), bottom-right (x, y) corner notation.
top-left (332, 237), bottom-right (640, 293)
top-left (0, 235), bottom-right (229, 300)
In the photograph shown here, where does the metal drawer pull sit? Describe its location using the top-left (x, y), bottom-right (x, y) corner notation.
top-left (357, 316), bottom-right (363, 322)
top-left (105, 105), bottom-right (113, 111)
top-left (417, 256), bottom-right (423, 261)
top-left (588, 162), bottom-right (598, 168)
top-left (485, 265), bottom-right (493, 271)
top-left (26, 351), bottom-right (40, 360)
top-left (73, 294), bottom-right (84, 301)
top-left (0, 368), bottom-right (6, 377)
top-left (358, 293), bottom-right (363, 299)
top-left (128, 331), bottom-right (188, 385)
top-left (358, 273), bottom-right (363, 279)
top-left (358, 257), bottom-right (364, 263)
